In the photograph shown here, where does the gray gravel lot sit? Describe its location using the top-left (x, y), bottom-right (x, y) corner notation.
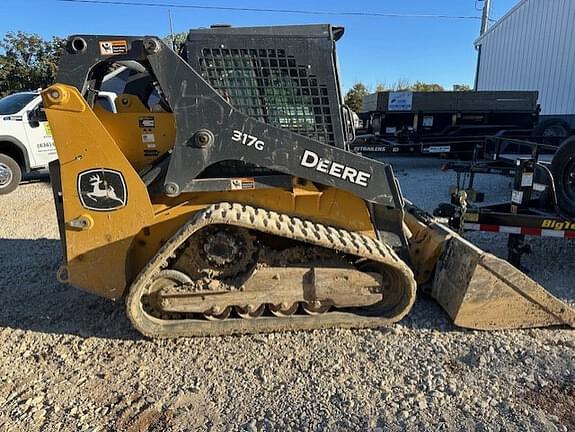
top-left (0, 158), bottom-right (573, 431)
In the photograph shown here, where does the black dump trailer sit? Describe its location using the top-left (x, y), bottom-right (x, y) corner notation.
top-left (352, 90), bottom-right (572, 157)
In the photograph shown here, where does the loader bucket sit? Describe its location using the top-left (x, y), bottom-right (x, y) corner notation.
top-left (405, 209), bottom-right (575, 330)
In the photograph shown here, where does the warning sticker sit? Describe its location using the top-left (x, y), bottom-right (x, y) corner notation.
top-left (521, 172), bottom-right (534, 187)
top-left (144, 150), bottom-right (160, 157)
top-left (231, 178), bottom-right (256, 191)
top-left (99, 40), bottom-right (128, 56)
top-left (142, 133), bottom-right (156, 144)
top-left (422, 116), bottom-right (434, 127)
top-left (463, 212), bottom-right (479, 222)
top-left (139, 117), bottom-right (155, 128)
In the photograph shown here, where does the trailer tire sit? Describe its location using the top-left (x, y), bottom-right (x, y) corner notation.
top-left (0, 154), bottom-right (22, 195)
top-left (534, 118), bottom-right (571, 139)
top-left (551, 136), bottom-right (575, 216)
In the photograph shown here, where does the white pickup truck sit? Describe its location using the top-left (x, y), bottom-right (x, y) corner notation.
top-left (0, 91), bottom-right (116, 194)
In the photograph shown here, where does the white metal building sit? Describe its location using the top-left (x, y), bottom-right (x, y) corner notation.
top-left (475, 0), bottom-right (575, 126)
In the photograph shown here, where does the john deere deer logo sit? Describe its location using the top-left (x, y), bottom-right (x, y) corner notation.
top-left (78, 169), bottom-right (127, 211)
top-left (87, 174), bottom-right (124, 203)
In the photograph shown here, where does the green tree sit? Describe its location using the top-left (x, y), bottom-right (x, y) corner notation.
top-left (453, 84), bottom-right (472, 92)
top-left (163, 31), bottom-right (188, 51)
top-left (410, 81), bottom-right (445, 92)
top-left (0, 32), bottom-right (65, 97)
top-left (375, 82), bottom-right (387, 92)
top-left (391, 79), bottom-right (411, 92)
top-left (344, 82), bottom-right (369, 112)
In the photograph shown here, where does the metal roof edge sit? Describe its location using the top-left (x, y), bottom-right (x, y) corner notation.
top-left (474, 0), bottom-right (530, 45)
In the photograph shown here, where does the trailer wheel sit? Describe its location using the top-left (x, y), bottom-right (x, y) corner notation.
top-left (0, 154), bottom-right (22, 195)
top-left (551, 136), bottom-right (575, 216)
top-left (534, 118), bottom-right (571, 139)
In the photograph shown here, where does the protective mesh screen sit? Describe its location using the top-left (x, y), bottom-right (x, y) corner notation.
top-left (199, 47), bottom-right (335, 145)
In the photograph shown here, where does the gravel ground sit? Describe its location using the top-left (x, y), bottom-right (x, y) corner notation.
top-left (0, 159), bottom-right (573, 432)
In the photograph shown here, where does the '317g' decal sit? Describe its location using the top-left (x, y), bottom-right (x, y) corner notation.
top-left (232, 130), bottom-right (265, 151)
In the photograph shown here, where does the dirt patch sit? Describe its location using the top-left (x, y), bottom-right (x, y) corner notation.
top-left (524, 380), bottom-right (575, 430)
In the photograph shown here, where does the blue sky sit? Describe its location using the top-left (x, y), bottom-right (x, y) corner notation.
top-left (2, 0), bottom-right (519, 91)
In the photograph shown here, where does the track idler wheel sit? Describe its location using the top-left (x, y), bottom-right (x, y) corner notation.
top-left (269, 303), bottom-right (299, 317)
top-left (203, 306), bottom-right (232, 321)
top-left (235, 304), bottom-right (265, 319)
top-left (302, 301), bottom-right (331, 315)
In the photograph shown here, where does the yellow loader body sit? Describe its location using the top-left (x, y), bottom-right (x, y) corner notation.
top-left (41, 27), bottom-right (574, 337)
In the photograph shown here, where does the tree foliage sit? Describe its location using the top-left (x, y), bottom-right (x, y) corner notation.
top-left (0, 32), bottom-right (65, 97)
top-left (344, 82), bottom-right (369, 112)
top-left (163, 31), bottom-right (189, 51)
top-left (453, 84), bottom-right (472, 92)
top-left (373, 80), bottom-right (446, 93)
top-left (410, 81), bottom-right (445, 92)
top-left (390, 79), bottom-right (412, 92)
top-left (346, 79), bottom-right (452, 111)
top-left (375, 83), bottom-right (387, 92)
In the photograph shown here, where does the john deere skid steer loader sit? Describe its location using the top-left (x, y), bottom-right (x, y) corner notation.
top-left (42, 25), bottom-right (574, 337)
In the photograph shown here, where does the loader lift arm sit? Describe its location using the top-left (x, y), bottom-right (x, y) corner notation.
top-left (57, 35), bottom-right (408, 250)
